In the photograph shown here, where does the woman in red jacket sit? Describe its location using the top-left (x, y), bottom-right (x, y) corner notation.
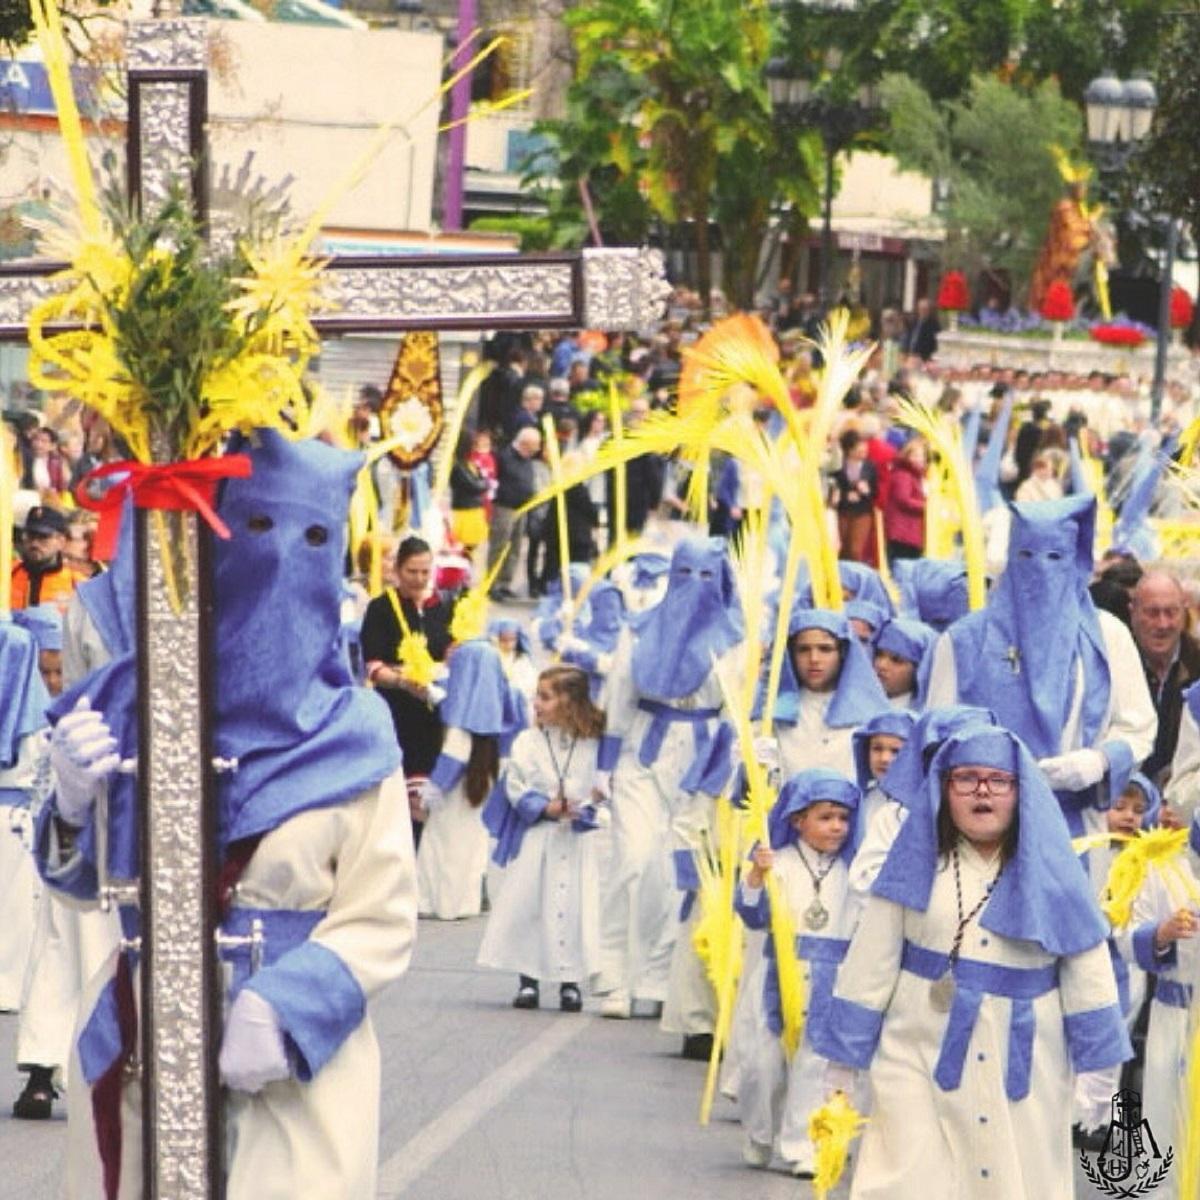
top-left (883, 437), bottom-right (927, 563)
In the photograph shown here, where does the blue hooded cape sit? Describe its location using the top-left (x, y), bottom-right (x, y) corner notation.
top-left (878, 705), bottom-right (997, 809)
top-left (51, 431), bottom-right (403, 858)
top-left (440, 638), bottom-right (526, 742)
top-left (631, 536), bottom-right (742, 699)
top-left (77, 498), bottom-right (136, 658)
top-left (974, 393), bottom-right (1014, 515)
top-left (0, 619), bottom-right (50, 773)
top-left (873, 726), bottom-right (1108, 956)
top-left (13, 604), bottom-right (63, 653)
top-left (1111, 439), bottom-right (1169, 563)
top-left (771, 608), bottom-right (889, 729)
top-left (577, 581), bottom-right (624, 654)
top-left (851, 709), bottom-right (916, 792)
top-left (846, 598), bottom-right (888, 643)
top-left (1119, 771), bottom-right (1161, 829)
top-left (798, 561), bottom-right (895, 616)
top-left (630, 552), bottom-right (670, 591)
top-left (487, 617), bottom-right (532, 658)
top-left (767, 768), bottom-right (861, 862)
top-left (875, 616), bottom-right (935, 705)
top-left (946, 495), bottom-right (1109, 761)
top-left (894, 559), bottom-right (971, 632)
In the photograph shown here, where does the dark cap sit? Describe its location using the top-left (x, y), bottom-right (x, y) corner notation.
top-left (24, 506), bottom-right (68, 536)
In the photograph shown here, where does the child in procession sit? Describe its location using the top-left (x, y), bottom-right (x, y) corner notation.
top-left (815, 724), bottom-right (1131, 1199)
top-left (478, 665), bottom-right (606, 1012)
top-left (735, 768), bottom-right (861, 1177)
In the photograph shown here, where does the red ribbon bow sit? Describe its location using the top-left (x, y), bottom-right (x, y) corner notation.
top-left (75, 455), bottom-right (254, 561)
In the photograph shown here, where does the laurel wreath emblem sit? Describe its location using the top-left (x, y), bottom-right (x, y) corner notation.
top-left (1079, 1148), bottom-right (1174, 1198)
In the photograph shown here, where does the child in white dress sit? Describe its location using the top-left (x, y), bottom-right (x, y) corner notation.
top-left (734, 768), bottom-right (861, 1177)
top-left (478, 665), bottom-right (605, 1011)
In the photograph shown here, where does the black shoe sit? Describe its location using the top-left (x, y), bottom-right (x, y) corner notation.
top-left (513, 977), bottom-right (539, 1009)
top-left (681, 1033), bottom-right (714, 1061)
top-left (560, 983), bottom-right (582, 1012)
top-left (13, 1068), bottom-right (56, 1120)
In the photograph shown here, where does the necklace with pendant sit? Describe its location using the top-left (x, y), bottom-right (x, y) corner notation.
top-left (795, 844), bottom-right (837, 931)
top-left (929, 846), bottom-right (1003, 1014)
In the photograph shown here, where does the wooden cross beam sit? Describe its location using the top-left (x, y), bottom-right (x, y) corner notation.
top-left (0, 17), bottom-right (667, 1200)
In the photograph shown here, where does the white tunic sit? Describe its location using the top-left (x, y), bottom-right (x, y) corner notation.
top-left (776, 690), bottom-right (857, 780)
top-left (1165, 704), bottom-right (1200, 825)
top-left (737, 846), bottom-right (853, 1170)
top-left (1128, 861), bottom-right (1199, 1198)
top-left (0, 732), bottom-right (41, 1010)
top-left (417, 727), bottom-right (492, 920)
top-left (64, 771), bottom-right (417, 1200)
top-left (477, 727), bottom-right (601, 983)
top-left (832, 843), bottom-right (1124, 1200)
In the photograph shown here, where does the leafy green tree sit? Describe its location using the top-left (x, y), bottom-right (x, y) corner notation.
top-left (1137, 10), bottom-right (1200, 236)
top-left (881, 73), bottom-right (1085, 291)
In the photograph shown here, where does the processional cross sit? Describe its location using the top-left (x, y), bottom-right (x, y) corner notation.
top-left (0, 16), bottom-right (668, 1198)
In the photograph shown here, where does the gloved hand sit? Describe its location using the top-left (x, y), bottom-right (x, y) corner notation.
top-left (218, 988), bottom-right (291, 1093)
top-left (753, 735), bottom-right (780, 777)
top-left (50, 697), bottom-right (120, 826)
top-left (824, 1062), bottom-right (858, 1101)
top-left (595, 652), bottom-right (614, 675)
top-left (420, 779), bottom-right (445, 812)
top-left (1037, 749), bottom-right (1108, 792)
top-left (592, 770), bottom-right (613, 802)
top-left (559, 634), bottom-right (590, 656)
top-left (1073, 1069), bottom-right (1114, 1135)
top-left (426, 683), bottom-right (447, 709)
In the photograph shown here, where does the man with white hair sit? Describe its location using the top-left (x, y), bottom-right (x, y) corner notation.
top-left (504, 383), bottom-right (545, 440)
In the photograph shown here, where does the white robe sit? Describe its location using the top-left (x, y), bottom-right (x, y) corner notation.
top-left (596, 629), bottom-right (739, 1002)
top-left (417, 726), bottom-right (492, 920)
top-left (16, 593), bottom-right (121, 1079)
top-left (776, 691), bottom-right (858, 780)
top-left (832, 843), bottom-right (1125, 1200)
top-left (0, 733), bottom-right (41, 1010)
top-left (1127, 861), bottom-right (1199, 1198)
top-left (477, 727), bottom-right (601, 984)
top-left (737, 847), bottom-right (854, 1170)
top-left (925, 609), bottom-right (1157, 781)
top-left (63, 771), bottom-right (417, 1200)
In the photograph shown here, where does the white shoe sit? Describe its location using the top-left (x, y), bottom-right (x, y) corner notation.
top-left (790, 1160), bottom-right (814, 1178)
top-left (599, 991), bottom-right (631, 1019)
top-left (742, 1138), bottom-right (772, 1169)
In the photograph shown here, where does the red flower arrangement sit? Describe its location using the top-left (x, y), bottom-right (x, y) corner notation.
top-left (1089, 324), bottom-right (1147, 347)
top-left (1039, 280), bottom-right (1075, 323)
top-left (1170, 286), bottom-right (1194, 330)
top-left (936, 270), bottom-right (969, 312)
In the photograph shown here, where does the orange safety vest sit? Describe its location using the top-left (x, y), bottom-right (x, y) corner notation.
top-left (11, 560), bottom-right (91, 614)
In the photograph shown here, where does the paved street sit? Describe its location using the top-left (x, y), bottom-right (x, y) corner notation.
top-left (0, 908), bottom-right (1122, 1199)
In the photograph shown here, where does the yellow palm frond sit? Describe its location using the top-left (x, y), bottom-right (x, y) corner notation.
top-left (809, 1092), bottom-right (868, 1198)
top-left (1101, 827), bottom-right (1193, 929)
top-left (449, 547), bottom-right (509, 643)
top-left (896, 398), bottom-right (986, 610)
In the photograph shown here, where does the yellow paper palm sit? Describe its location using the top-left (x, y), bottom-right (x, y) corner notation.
top-left (896, 398), bottom-right (987, 611)
top-left (1101, 827), bottom-right (1198, 929)
top-left (809, 1091), bottom-right (867, 1198)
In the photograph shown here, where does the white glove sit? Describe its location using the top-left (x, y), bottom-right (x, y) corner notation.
top-left (753, 735), bottom-right (780, 775)
top-left (421, 779), bottom-right (446, 811)
top-left (219, 988), bottom-right (290, 1093)
top-left (1073, 1068), bottom-right (1115, 1134)
top-left (1037, 749), bottom-right (1108, 792)
top-left (50, 697), bottom-right (120, 826)
top-left (824, 1062), bottom-right (858, 1101)
top-left (426, 683), bottom-right (447, 708)
top-left (595, 652), bottom-right (614, 675)
top-left (592, 770), bottom-right (612, 802)
top-left (559, 634), bottom-right (590, 655)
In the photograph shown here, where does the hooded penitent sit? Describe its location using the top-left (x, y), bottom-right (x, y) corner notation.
top-left (894, 559), bottom-right (970, 632)
top-left (878, 705), bottom-right (998, 809)
top-left (875, 615), bottom-right (935, 705)
top-left (873, 726), bottom-right (1108, 957)
top-left (13, 603), bottom-right (63, 653)
top-left (851, 709), bottom-right (917, 792)
top-left (631, 535), bottom-right (742, 699)
top-left (798, 560), bottom-right (895, 616)
top-left (771, 608), bottom-right (889, 729)
top-left (45, 431), bottom-right (402, 874)
top-left (0, 620), bottom-right (50, 778)
top-left (439, 637), bottom-right (526, 747)
top-left (947, 495), bottom-right (1109, 763)
top-left (767, 767), bottom-right (862, 861)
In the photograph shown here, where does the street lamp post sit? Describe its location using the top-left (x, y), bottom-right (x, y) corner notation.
top-left (766, 58), bottom-right (877, 316)
top-left (1083, 70), bottom-right (1171, 421)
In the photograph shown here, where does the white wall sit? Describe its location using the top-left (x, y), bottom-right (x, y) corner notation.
top-left (208, 21), bottom-right (443, 232)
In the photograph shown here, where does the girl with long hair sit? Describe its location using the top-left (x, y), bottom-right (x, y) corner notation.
top-left (478, 665), bottom-right (606, 1012)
